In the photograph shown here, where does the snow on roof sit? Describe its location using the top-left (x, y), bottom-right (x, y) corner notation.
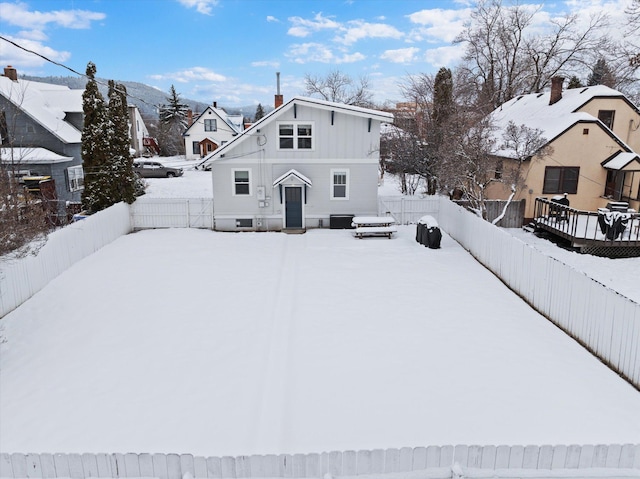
top-left (601, 151), bottom-right (640, 171)
top-left (0, 76), bottom-right (82, 144)
top-left (197, 96), bottom-right (394, 169)
top-left (272, 168), bottom-right (313, 187)
top-left (489, 85), bottom-right (634, 158)
top-left (40, 89), bottom-right (84, 113)
top-left (186, 106), bottom-right (244, 135)
top-left (1, 147), bottom-right (74, 164)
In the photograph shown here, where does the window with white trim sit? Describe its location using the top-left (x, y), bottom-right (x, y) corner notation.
top-left (68, 165), bottom-right (84, 192)
top-left (204, 119), bottom-right (217, 131)
top-left (330, 169), bottom-right (349, 200)
top-left (232, 169), bottom-right (251, 195)
top-left (278, 122), bottom-right (313, 150)
top-left (192, 141), bottom-right (200, 154)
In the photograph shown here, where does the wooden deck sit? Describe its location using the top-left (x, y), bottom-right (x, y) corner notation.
top-left (533, 197), bottom-right (640, 257)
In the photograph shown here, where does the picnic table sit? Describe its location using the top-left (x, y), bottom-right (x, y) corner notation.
top-left (351, 216), bottom-right (397, 238)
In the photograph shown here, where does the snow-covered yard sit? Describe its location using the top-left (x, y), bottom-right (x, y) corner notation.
top-left (1, 225), bottom-right (639, 456)
top-left (141, 160), bottom-right (640, 304)
top-left (1, 161), bottom-right (639, 457)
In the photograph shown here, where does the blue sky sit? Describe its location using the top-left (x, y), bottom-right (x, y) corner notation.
top-left (0, 0), bottom-right (633, 107)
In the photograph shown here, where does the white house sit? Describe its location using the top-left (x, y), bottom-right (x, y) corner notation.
top-left (198, 96), bottom-right (393, 231)
top-left (128, 105), bottom-right (151, 156)
top-left (183, 104), bottom-right (244, 160)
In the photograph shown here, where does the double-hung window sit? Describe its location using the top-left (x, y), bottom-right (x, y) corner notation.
top-left (232, 169), bottom-right (251, 196)
top-left (192, 141), bottom-right (200, 154)
top-left (543, 166), bottom-right (579, 194)
top-left (204, 119), bottom-right (217, 132)
top-left (330, 169), bottom-right (349, 200)
top-left (278, 122), bottom-right (313, 150)
top-left (67, 165), bottom-right (84, 192)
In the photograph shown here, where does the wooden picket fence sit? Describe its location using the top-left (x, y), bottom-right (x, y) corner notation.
top-left (2, 445), bottom-right (639, 479)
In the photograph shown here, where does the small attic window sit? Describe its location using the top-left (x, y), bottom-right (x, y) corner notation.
top-left (583, 128), bottom-right (589, 135)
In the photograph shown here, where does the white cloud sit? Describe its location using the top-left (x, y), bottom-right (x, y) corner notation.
top-left (0, 34), bottom-right (70, 69)
top-left (0, 2), bottom-right (106, 29)
top-left (287, 13), bottom-right (341, 37)
top-left (251, 60), bottom-right (280, 68)
top-left (335, 20), bottom-right (404, 45)
top-left (176, 0), bottom-right (219, 15)
top-left (380, 47), bottom-right (420, 64)
top-left (285, 43), bottom-right (365, 64)
top-left (338, 52), bottom-right (366, 63)
top-left (286, 42), bottom-right (335, 63)
top-left (266, 15), bottom-right (279, 23)
top-left (150, 67), bottom-right (226, 83)
top-left (16, 29), bottom-right (48, 41)
top-left (424, 45), bottom-right (466, 67)
top-left (407, 8), bottom-right (471, 43)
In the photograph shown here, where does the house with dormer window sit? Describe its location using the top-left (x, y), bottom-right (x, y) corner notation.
top-left (198, 96), bottom-right (393, 231)
top-left (182, 103), bottom-right (244, 160)
top-left (486, 77), bottom-right (640, 220)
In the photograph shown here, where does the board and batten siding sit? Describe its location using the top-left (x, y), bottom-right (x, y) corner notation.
top-left (210, 100), bottom-right (385, 231)
top-left (212, 161), bottom-right (378, 230)
top-left (244, 103), bottom-right (383, 161)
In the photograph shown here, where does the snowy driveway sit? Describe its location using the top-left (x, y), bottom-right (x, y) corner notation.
top-left (1, 227), bottom-right (639, 456)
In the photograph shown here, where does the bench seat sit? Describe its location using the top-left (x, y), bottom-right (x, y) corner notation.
top-left (354, 225), bottom-right (397, 238)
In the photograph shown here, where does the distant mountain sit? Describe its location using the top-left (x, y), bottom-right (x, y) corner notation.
top-left (20, 75), bottom-right (268, 120)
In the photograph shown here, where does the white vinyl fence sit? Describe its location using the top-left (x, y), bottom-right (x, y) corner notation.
top-left (379, 196), bottom-right (441, 225)
top-left (2, 196), bottom-right (639, 387)
top-left (0, 203), bottom-right (132, 318)
top-left (437, 199), bottom-right (640, 389)
top-left (2, 445), bottom-right (639, 479)
top-left (130, 198), bottom-right (214, 229)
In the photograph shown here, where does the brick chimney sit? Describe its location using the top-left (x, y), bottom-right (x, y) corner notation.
top-left (3, 65), bottom-right (18, 81)
top-left (187, 109), bottom-right (193, 126)
top-left (549, 76), bottom-right (564, 105)
top-left (274, 71), bottom-right (283, 108)
top-left (213, 101), bottom-right (217, 108)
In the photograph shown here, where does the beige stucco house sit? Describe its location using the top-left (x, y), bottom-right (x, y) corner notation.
top-left (487, 77), bottom-right (640, 220)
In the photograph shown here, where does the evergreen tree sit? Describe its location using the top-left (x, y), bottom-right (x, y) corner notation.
top-left (159, 84), bottom-right (188, 127)
top-left (432, 67), bottom-right (454, 125)
top-left (254, 103), bottom-right (265, 121)
top-left (587, 58), bottom-right (616, 87)
top-left (107, 80), bottom-right (138, 204)
top-left (81, 62), bottom-right (111, 213)
top-left (567, 76), bottom-right (583, 89)
top-left (158, 85), bottom-right (188, 155)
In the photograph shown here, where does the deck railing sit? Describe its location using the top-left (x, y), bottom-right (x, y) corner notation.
top-left (533, 197), bottom-right (640, 251)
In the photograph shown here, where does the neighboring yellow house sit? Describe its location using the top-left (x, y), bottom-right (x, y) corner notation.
top-left (487, 77), bottom-right (640, 220)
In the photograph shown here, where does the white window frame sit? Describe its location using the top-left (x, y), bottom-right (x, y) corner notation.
top-left (204, 118), bottom-right (217, 132)
top-left (277, 121), bottom-right (314, 151)
top-left (330, 168), bottom-right (349, 200)
top-left (68, 165), bottom-right (84, 192)
top-left (232, 168), bottom-right (252, 196)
